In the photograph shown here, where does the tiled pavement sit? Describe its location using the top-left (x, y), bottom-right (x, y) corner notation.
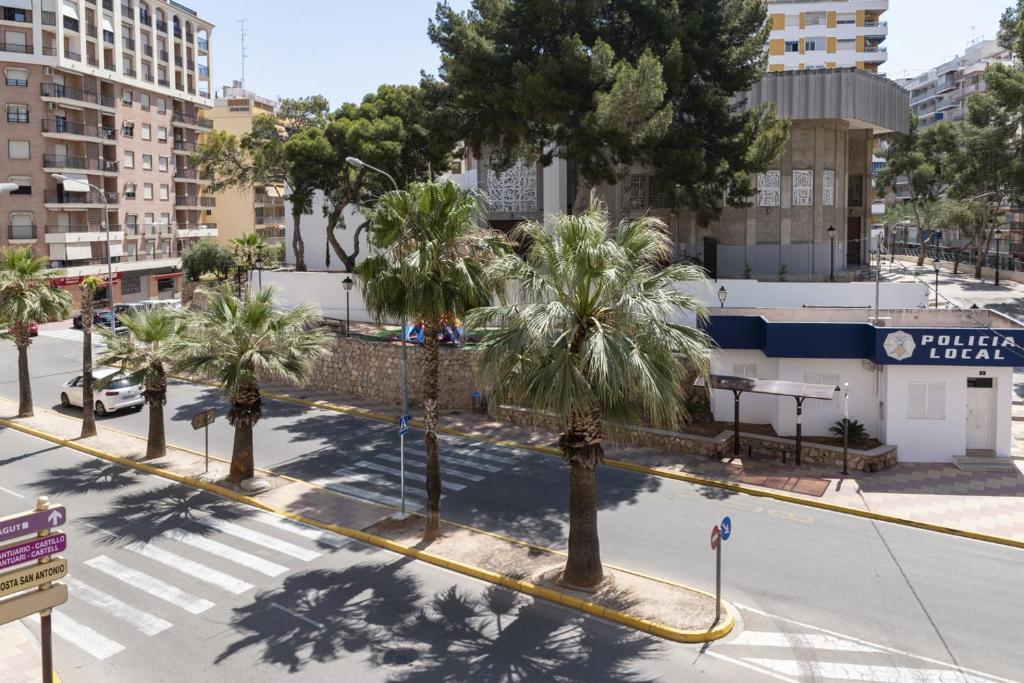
top-left (0, 620), bottom-right (52, 683)
top-left (262, 382), bottom-right (1024, 544)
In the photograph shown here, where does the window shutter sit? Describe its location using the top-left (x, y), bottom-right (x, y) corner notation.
top-left (926, 383), bottom-right (945, 419)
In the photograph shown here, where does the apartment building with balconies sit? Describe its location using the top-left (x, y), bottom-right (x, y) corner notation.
top-left (767, 0), bottom-right (888, 74)
top-left (0, 0), bottom-right (215, 307)
top-left (206, 81), bottom-right (286, 246)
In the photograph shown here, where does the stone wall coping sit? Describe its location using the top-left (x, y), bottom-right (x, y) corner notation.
top-left (737, 431), bottom-right (896, 457)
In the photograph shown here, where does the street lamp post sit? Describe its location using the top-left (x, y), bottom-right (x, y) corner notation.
top-left (841, 383), bottom-right (850, 476)
top-left (717, 286), bottom-right (728, 308)
top-left (933, 259), bottom-right (941, 308)
top-left (52, 174), bottom-right (115, 332)
top-left (826, 225), bottom-right (837, 282)
top-left (342, 276), bottom-right (354, 337)
top-left (345, 156), bottom-right (409, 515)
top-left (994, 228), bottom-right (1005, 287)
top-left (254, 252), bottom-right (264, 291)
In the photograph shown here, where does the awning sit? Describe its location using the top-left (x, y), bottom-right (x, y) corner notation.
top-left (62, 0), bottom-right (79, 20)
top-left (102, 17), bottom-right (114, 33)
top-left (5, 0), bottom-right (32, 10)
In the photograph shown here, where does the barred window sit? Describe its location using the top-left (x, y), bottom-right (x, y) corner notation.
top-left (628, 174), bottom-right (648, 211)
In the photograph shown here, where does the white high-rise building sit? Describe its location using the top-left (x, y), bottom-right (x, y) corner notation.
top-left (766, 0), bottom-right (889, 74)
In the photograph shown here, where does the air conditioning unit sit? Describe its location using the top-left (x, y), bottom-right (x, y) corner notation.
top-left (47, 102), bottom-right (59, 111)
top-left (44, 67), bottom-right (54, 76)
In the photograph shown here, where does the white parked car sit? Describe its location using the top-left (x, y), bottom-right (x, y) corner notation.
top-left (60, 368), bottom-right (145, 416)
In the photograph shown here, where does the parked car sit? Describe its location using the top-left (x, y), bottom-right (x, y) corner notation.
top-left (138, 298), bottom-right (182, 311)
top-left (28, 322), bottom-right (38, 337)
top-left (72, 308), bottom-right (109, 329)
top-left (114, 302), bottom-right (145, 321)
top-left (59, 369), bottom-right (144, 416)
top-left (95, 312), bottom-right (130, 336)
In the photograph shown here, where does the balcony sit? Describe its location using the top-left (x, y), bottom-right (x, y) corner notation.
top-left (87, 54), bottom-right (99, 67)
top-left (1, 6), bottom-right (30, 22)
top-left (123, 37), bottom-right (135, 51)
top-left (255, 194), bottom-right (284, 207)
top-left (156, 19), bottom-right (166, 32)
top-left (0, 42), bottom-right (32, 54)
top-left (42, 119), bottom-right (117, 143)
top-left (141, 43), bottom-right (152, 56)
top-left (172, 111), bottom-right (213, 129)
top-left (173, 195), bottom-right (216, 208)
top-left (175, 223), bottom-right (217, 238)
top-left (41, 83), bottom-right (117, 108)
top-left (123, 64), bottom-right (137, 78)
top-left (63, 16), bottom-right (78, 32)
top-left (42, 46), bottom-right (57, 56)
top-left (158, 78), bottom-right (170, 87)
top-left (103, 30), bottom-right (114, 44)
top-left (8, 225), bottom-right (37, 241)
top-left (121, 3), bottom-right (132, 18)
top-left (139, 9), bottom-right (149, 23)
top-left (41, 10), bottom-right (56, 25)
top-left (45, 224), bottom-right (126, 246)
top-left (197, 38), bottom-right (208, 52)
top-left (158, 49), bottom-right (168, 61)
top-left (65, 47), bottom-right (81, 61)
top-left (174, 168), bottom-right (212, 183)
top-left (174, 55), bottom-right (182, 67)
top-left (43, 155), bottom-right (119, 173)
top-left (103, 0), bottom-right (113, 10)
top-left (172, 140), bottom-right (196, 153)
top-left (43, 191), bottom-right (120, 207)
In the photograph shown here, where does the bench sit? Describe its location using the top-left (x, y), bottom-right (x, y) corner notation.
top-left (747, 442), bottom-right (790, 464)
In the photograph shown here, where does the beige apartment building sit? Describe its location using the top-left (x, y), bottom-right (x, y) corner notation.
top-left (0, 0), bottom-right (216, 309)
top-left (767, 0), bottom-right (888, 73)
top-left (206, 81), bottom-right (285, 246)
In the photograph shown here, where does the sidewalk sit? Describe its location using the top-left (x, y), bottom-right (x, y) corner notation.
top-left (0, 620), bottom-right (58, 683)
top-left (261, 382), bottom-right (1024, 545)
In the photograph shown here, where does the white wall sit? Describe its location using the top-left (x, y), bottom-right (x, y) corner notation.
top-left (710, 350), bottom-right (778, 425)
top-left (284, 192), bottom-right (370, 272)
top-left (253, 270), bottom-right (385, 324)
top-left (696, 279), bottom-right (928, 312)
top-left (885, 365), bottom-right (1013, 462)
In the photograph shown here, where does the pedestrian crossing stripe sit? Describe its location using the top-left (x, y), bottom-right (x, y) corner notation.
top-left (192, 517), bottom-right (321, 562)
top-left (124, 541), bottom-right (254, 595)
top-left (27, 611), bottom-right (125, 661)
top-left (84, 555), bottom-right (216, 614)
top-left (39, 329), bottom-right (106, 346)
top-left (351, 461), bottom-right (468, 491)
top-left (162, 529), bottom-right (288, 577)
top-left (65, 577), bottom-right (172, 636)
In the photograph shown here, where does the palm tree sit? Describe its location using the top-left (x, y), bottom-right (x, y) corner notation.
top-left (79, 275), bottom-right (103, 438)
top-left (98, 308), bottom-right (181, 459)
top-left (357, 182), bottom-right (504, 541)
top-left (0, 248), bottom-right (72, 417)
top-left (171, 285), bottom-right (329, 483)
top-left (467, 200), bottom-right (713, 589)
top-left (231, 232), bottom-right (267, 269)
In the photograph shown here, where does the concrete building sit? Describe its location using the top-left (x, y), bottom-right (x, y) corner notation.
top-left (706, 307), bottom-right (1021, 463)
top-left (206, 81), bottom-right (285, 246)
top-left (766, 0), bottom-right (888, 74)
top-left (447, 68), bottom-right (910, 280)
top-left (0, 0), bottom-right (216, 309)
top-left (897, 38), bottom-right (1013, 130)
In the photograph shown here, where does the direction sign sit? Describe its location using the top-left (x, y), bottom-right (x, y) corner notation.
top-left (0, 558), bottom-right (68, 599)
top-left (0, 534), bottom-right (67, 572)
top-left (398, 415), bottom-right (410, 436)
top-left (191, 408), bottom-right (216, 431)
top-left (0, 583), bottom-right (68, 624)
top-left (710, 524), bottom-right (720, 551)
top-left (720, 516), bottom-right (732, 542)
top-left (0, 508), bottom-right (66, 545)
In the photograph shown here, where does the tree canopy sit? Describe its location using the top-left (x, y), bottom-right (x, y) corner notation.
top-left (182, 240), bottom-right (235, 282)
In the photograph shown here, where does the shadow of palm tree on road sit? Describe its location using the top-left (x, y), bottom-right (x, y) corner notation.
top-left (29, 459), bottom-right (138, 497)
top-left (80, 483), bottom-right (255, 545)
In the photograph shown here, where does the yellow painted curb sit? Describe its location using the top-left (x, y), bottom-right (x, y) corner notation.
top-left (0, 416), bottom-right (735, 644)
top-left (247, 390), bottom-right (1024, 552)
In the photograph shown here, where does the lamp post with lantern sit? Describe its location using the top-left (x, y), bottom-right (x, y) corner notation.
top-left (717, 286), bottom-right (728, 308)
top-left (826, 225), bottom-right (837, 282)
top-left (342, 276), bottom-right (354, 336)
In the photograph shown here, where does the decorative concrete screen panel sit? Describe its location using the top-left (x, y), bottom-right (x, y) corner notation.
top-left (793, 170), bottom-right (814, 207)
top-left (823, 169), bottom-right (836, 206)
top-left (486, 161), bottom-right (538, 213)
top-left (757, 170), bottom-right (781, 207)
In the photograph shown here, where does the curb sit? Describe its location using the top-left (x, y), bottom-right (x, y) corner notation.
top-left (0, 416), bottom-right (735, 644)
top-left (253, 391), bottom-right (1024, 552)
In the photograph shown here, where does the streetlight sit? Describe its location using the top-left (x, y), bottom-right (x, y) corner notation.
top-left (717, 286), bottom-right (728, 308)
top-left (254, 251), bottom-right (264, 291)
top-left (52, 174), bottom-right (115, 332)
top-left (994, 228), bottom-right (1005, 287)
top-left (0, 182), bottom-right (19, 193)
top-left (841, 382), bottom-right (850, 476)
top-left (342, 276), bottom-right (354, 337)
top-left (345, 156), bottom-right (409, 515)
top-left (932, 259), bottom-right (941, 308)
top-left (826, 225), bottom-right (837, 282)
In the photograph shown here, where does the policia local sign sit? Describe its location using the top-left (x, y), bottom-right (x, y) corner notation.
top-left (877, 329), bottom-right (1024, 366)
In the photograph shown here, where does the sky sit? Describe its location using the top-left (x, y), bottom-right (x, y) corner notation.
top-left (188, 0), bottom-right (1014, 108)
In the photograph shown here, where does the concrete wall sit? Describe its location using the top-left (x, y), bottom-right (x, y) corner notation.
top-left (284, 194), bottom-right (370, 272)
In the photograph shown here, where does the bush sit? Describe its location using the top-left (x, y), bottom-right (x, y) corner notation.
top-left (182, 240), bottom-right (235, 282)
top-left (830, 418), bottom-right (869, 443)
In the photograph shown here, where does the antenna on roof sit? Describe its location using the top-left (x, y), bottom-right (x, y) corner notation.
top-left (238, 18), bottom-right (249, 89)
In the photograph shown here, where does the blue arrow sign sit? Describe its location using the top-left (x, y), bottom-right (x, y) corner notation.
top-left (720, 516), bottom-right (732, 542)
top-left (398, 415), bottom-right (409, 436)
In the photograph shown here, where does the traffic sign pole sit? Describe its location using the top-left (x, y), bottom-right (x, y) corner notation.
top-left (398, 415), bottom-right (410, 516)
top-left (204, 422), bottom-right (209, 474)
top-left (37, 497), bottom-right (53, 683)
top-left (715, 537), bottom-right (722, 626)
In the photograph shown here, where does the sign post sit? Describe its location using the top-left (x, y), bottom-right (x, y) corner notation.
top-left (191, 408), bottom-right (216, 473)
top-left (398, 415), bottom-right (409, 515)
top-left (711, 515), bottom-right (732, 626)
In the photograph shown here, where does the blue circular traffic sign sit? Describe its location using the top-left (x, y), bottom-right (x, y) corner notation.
top-left (720, 516), bottom-right (732, 541)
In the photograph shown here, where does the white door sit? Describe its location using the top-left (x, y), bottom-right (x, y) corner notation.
top-left (965, 378), bottom-right (995, 451)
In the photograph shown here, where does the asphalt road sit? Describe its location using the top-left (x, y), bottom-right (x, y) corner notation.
top-left (2, 329), bottom-right (1021, 682)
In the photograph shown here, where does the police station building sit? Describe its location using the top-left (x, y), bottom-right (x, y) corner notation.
top-left (705, 308), bottom-right (1023, 463)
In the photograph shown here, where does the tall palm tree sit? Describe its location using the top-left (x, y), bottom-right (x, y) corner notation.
top-left (356, 181), bottom-right (504, 541)
top-left (171, 285), bottom-right (329, 483)
top-left (0, 248), bottom-right (72, 417)
top-left (79, 275), bottom-right (103, 438)
top-left (467, 200), bottom-right (713, 589)
top-left (98, 308), bottom-right (181, 459)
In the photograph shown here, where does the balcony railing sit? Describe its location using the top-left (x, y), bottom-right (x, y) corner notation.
top-left (121, 3), bottom-right (132, 18)
top-left (41, 11), bottom-right (56, 25)
top-left (43, 155), bottom-right (119, 172)
top-left (197, 38), bottom-right (208, 51)
top-left (63, 16), bottom-right (79, 32)
top-left (158, 78), bottom-right (170, 87)
top-left (41, 46), bottom-right (57, 56)
top-left (142, 43), bottom-right (152, 56)
top-left (158, 49), bottom-right (168, 61)
top-left (65, 48), bottom-right (81, 61)
top-left (123, 37), bottom-right (135, 51)
top-left (45, 224), bottom-right (122, 234)
top-left (41, 83), bottom-right (117, 108)
top-left (43, 191), bottom-right (120, 205)
top-left (198, 65), bottom-right (209, 77)
top-left (256, 194), bottom-right (284, 206)
top-left (173, 141), bottom-right (195, 152)
top-left (42, 119), bottom-right (117, 140)
top-left (156, 19), bottom-right (167, 32)
top-left (103, 30), bottom-right (114, 44)
top-left (87, 54), bottom-right (99, 67)
top-left (178, 223), bottom-right (216, 232)
top-left (174, 55), bottom-right (183, 67)
top-left (174, 196), bottom-right (216, 208)
top-left (0, 42), bottom-right (33, 54)
top-left (123, 65), bottom-right (137, 77)
top-left (8, 225), bottom-right (37, 240)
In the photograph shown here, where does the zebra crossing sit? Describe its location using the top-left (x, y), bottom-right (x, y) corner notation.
top-left (710, 606), bottom-right (1014, 683)
top-left (39, 328), bottom-right (107, 349)
top-left (309, 433), bottom-right (529, 511)
top-left (36, 510), bottom-right (345, 662)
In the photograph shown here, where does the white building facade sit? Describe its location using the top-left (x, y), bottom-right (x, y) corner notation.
top-left (766, 0), bottom-right (888, 73)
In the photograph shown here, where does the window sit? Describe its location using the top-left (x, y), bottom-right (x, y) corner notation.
top-left (140, 93), bottom-right (151, 110)
top-left (158, 155), bottom-right (168, 172)
top-left (143, 183), bottom-right (153, 200)
top-left (9, 213), bottom-right (33, 239)
top-left (9, 176), bottom-right (31, 195)
top-left (144, 212), bottom-right (154, 232)
top-left (6, 104), bottom-right (29, 124)
top-left (157, 277), bottom-right (175, 292)
top-left (157, 126), bottom-right (167, 142)
top-left (160, 212), bottom-right (170, 228)
top-left (733, 364), bottom-right (757, 379)
top-left (141, 123), bottom-right (151, 140)
top-left (122, 121), bottom-right (135, 137)
top-left (8, 140), bottom-right (29, 159)
top-left (159, 184), bottom-right (168, 201)
top-left (908, 382), bottom-right (945, 419)
top-left (2, 6), bottom-right (28, 22)
top-left (124, 151), bottom-right (135, 168)
top-left (122, 89), bottom-right (134, 105)
top-left (805, 38), bottom-right (826, 52)
top-left (785, 41), bottom-right (799, 53)
top-left (121, 275), bottom-right (141, 295)
top-left (124, 183), bottom-right (137, 199)
top-left (804, 372), bottom-right (840, 409)
top-left (142, 153), bottom-right (153, 170)
top-left (157, 97), bottom-right (166, 113)
top-left (4, 67), bottom-right (28, 87)
top-left (125, 213), bottom-right (138, 229)
top-left (628, 175), bottom-right (648, 211)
